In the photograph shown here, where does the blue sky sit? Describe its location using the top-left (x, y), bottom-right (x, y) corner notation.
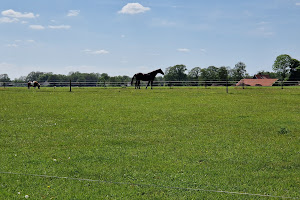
top-left (0, 0), bottom-right (300, 79)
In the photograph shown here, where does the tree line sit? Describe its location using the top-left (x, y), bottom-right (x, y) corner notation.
top-left (1, 54), bottom-right (299, 83)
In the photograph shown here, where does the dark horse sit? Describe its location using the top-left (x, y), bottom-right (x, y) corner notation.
top-left (28, 81), bottom-right (40, 89)
top-left (131, 69), bottom-right (164, 89)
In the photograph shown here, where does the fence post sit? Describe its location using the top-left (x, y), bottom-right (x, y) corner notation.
top-left (226, 80), bottom-right (228, 93)
top-left (226, 70), bottom-right (229, 93)
top-left (69, 80), bottom-right (72, 92)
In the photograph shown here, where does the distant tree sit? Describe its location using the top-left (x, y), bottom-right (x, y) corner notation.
top-left (256, 70), bottom-right (278, 79)
top-left (188, 67), bottom-right (201, 80)
top-left (25, 71), bottom-right (45, 81)
top-left (231, 62), bottom-right (247, 80)
top-left (164, 64), bottom-right (187, 81)
top-left (287, 58), bottom-right (300, 81)
top-left (47, 74), bottom-right (68, 82)
top-left (200, 68), bottom-right (209, 81)
top-left (154, 76), bottom-right (164, 81)
top-left (13, 76), bottom-right (26, 83)
top-left (76, 76), bottom-right (86, 82)
top-left (82, 73), bottom-right (99, 82)
top-left (0, 74), bottom-right (10, 82)
top-left (99, 73), bottom-right (110, 82)
top-left (200, 66), bottom-right (219, 80)
top-left (109, 76), bottom-right (117, 82)
top-left (122, 75), bottom-right (131, 82)
top-left (38, 73), bottom-right (53, 82)
top-left (288, 68), bottom-right (300, 81)
top-left (218, 66), bottom-right (229, 81)
top-left (108, 75), bottom-right (130, 82)
top-left (69, 71), bottom-right (83, 82)
top-left (273, 54), bottom-right (293, 80)
top-left (291, 58), bottom-right (300, 69)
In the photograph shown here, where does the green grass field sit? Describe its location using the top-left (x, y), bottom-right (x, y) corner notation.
top-left (0, 87), bottom-right (299, 199)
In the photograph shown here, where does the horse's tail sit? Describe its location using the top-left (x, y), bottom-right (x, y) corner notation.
top-left (131, 74), bottom-right (136, 85)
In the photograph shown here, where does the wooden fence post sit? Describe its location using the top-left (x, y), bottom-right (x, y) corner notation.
top-left (226, 70), bottom-right (229, 93)
top-left (69, 80), bottom-right (72, 92)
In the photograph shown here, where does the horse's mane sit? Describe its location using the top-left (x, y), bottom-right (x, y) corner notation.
top-left (148, 69), bottom-right (162, 75)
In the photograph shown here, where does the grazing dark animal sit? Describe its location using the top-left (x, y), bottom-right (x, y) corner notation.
top-left (131, 69), bottom-right (164, 89)
top-left (28, 81), bottom-right (40, 89)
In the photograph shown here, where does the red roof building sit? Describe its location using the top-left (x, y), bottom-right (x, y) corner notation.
top-left (236, 74), bottom-right (278, 86)
top-left (236, 79), bottom-right (278, 86)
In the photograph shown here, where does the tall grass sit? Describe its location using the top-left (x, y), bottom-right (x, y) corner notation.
top-left (0, 87), bottom-right (299, 199)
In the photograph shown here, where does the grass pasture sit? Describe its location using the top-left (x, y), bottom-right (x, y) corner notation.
top-left (0, 87), bottom-right (299, 199)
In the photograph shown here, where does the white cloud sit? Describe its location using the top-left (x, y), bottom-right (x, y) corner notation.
top-left (118, 3), bottom-right (150, 14)
top-left (257, 21), bottom-right (269, 25)
top-left (2, 9), bottom-right (38, 18)
top-left (48, 25), bottom-right (71, 29)
top-left (0, 17), bottom-right (19, 23)
top-left (67, 10), bottom-right (80, 17)
top-left (29, 25), bottom-right (45, 30)
top-left (5, 44), bottom-right (18, 47)
top-left (177, 48), bottom-right (190, 52)
top-left (83, 49), bottom-right (109, 55)
top-left (28, 24), bottom-right (71, 30)
top-left (296, 3), bottom-right (300, 6)
top-left (247, 21), bottom-right (274, 37)
top-left (4, 39), bottom-right (36, 48)
top-left (151, 18), bottom-right (176, 27)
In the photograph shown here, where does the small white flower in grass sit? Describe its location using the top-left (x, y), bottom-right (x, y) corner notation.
top-left (18, 192), bottom-right (21, 195)
top-left (25, 194), bottom-right (29, 198)
top-left (53, 159), bottom-right (57, 162)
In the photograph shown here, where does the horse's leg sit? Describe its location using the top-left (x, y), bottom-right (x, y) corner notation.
top-left (146, 81), bottom-right (150, 89)
top-left (138, 80), bottom-right (140, 89)
top-left (151, 80), bottom-right (153, 89)
top-left (136, 80), bottom-right (139, 89)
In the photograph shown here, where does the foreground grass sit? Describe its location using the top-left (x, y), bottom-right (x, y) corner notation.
top-left (0, 87), bottom-right (299, 199)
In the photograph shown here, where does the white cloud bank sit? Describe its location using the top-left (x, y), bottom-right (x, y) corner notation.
top-left (67, 10), bottom-right (80, 17)
top-left (83, 49), bottom-right (109, 55)
top-left (2, 9), bottom-right (39, 18)
top-left (0, 17), bottom-right (19, 23)
top-left (48, 25), bottom-right (71, 29)
top-left (28, 24), bottom-right (71, 30)
top-left (29, 25), bottom-right (45, 30)
top-left (0, 9), bottom-right (39, 24)
top-left (177, 48), bottom-right (190, 52)
top-left (118, 3), bottom-right (150, 14)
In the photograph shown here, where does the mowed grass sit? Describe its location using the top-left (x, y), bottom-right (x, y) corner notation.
top-left (0, 86), bottom-right (299, 199)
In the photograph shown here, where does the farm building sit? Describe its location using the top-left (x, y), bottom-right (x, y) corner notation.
top-left (236, 74), bottom-right (278, 86)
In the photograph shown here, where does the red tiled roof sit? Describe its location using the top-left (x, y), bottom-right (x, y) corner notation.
top-left (236, 79), bottom-right (278, 86)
